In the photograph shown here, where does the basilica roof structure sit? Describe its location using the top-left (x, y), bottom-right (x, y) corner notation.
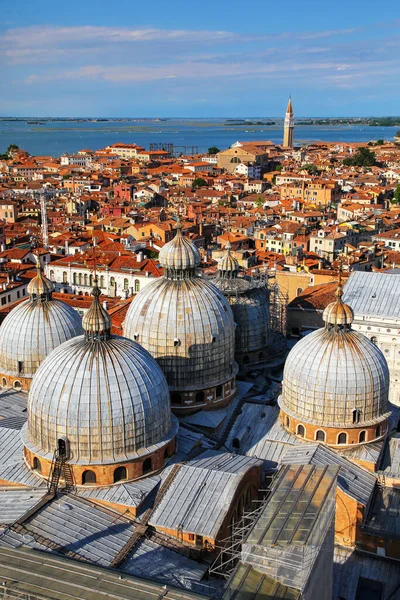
top-left (22, 277), bottom-right (177, 486)
top-left (124, 222), bottom-right (238, 414)
top-left (0, 263), bottom-right (83, 391)
top-left (279, 280), bottom-right (391, 446)
top-left (213, 241), bottom-right (275, 366)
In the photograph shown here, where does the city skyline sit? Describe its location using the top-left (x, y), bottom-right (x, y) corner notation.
top-left (2, 0), bottom-right (400, 117)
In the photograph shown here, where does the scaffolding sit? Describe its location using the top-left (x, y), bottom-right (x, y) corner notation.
top-left (149, 142), bottom-right (199, 157)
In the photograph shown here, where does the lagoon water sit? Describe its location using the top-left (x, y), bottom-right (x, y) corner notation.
top-left (0, 118), bottom-right (398, 157)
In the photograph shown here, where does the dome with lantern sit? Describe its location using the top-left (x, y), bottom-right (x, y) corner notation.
top-left (279, 280), bottom-right (391, 446)
top-left (123, 221), bottom-right (238, 413)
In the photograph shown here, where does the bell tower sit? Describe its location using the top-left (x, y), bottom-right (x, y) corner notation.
top-left (283, 96), bottom-right (294, 148)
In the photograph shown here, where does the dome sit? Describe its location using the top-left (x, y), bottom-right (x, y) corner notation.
top-left (0, 268), bottom-right (83, 385)
top-left (24, 278), bottom-right (177, 467)
top-left (124, 277), bottom-right (237, 391)
top-left (279, 285), bottom-right (390, 431)
top-left (159, 221), bottom-right (201, 278)
top-left (27, 264), bottom-right (54, 299)
top-left (218, 241), bottom-right (239, 279)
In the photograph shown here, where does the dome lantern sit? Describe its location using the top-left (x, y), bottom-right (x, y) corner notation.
top-left (27, 261), bottom-right (54, 302)
top-left (82, 277), bottom-right (111, 341)
top-left (158, 219), bottom-right (201, 280)
top-left (218, 240), bottom-right (239, 280)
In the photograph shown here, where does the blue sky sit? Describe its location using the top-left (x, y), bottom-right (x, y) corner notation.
top-left (1, 0), bottom-right (400, 117)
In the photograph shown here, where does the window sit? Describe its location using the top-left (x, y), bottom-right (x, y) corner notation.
top-left (113, 466), bottom-right (127, 483)
top-left (195, 391), bottom-right (205, 403)
top-left (50, 270), bottom-right (54, 280)
top-left (232, 438), bottom-right (240, 449)
top-left (58, 438), bottom-right (67, 457)
top-left (18, 361), bottom-right (24, 374)
top-left (296, 287), bottom-right (303, 296)
top-left (33, 457), bottom-right (41, 473)
top-left (171, 392), bottom-right (181, 404)
top-left (1, 378), bottom-right (6, 387)
top-left (63, 272), bottom-right (68, 284)
top-left (297, 424), bottom-right (305, 437)
top-left (124, 278), bottom-right (129, 290)
top-left (73, 273), bottom-right (77, 285)
top-left (100, 275), bottom-right (105, 288)
top-left (78, 273), bottom-right (82, 285)
top-left (142, 458), bottom-right (152, 474)
top-left (84, 274), bottom-right (88, 286)
top-left (375, 425), bottom-right (381, 438)
top-left (338, 432), bottom-right (347, 444)
top-left (315, 430), bottom-right (325, 442)
top-left (134, 279), bottom-right (140, 292)
top-left (285, 416), bottom-right (290, 427)
top-left (352, 409), bottom-right (361, 424)
top-left (82, 470), bottom-right (96, 485)
top-left (359, 431), bottom-right (366, 443)
top-left (230, 157), bottom-right (241, 164)
top-left (216, 385), bottom-right (223, 399)
top-left (13, 381), bottom-right (21, 390)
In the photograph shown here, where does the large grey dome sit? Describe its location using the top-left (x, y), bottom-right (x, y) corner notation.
top-left (0, 296), bottom-right (83, 380)
top-left (124, 277), bottom-right (236, 390)
top-left (24, 333), bottom-right (176, 464)
top-left (159, 222), bottom-right (201, 278)
top-left (279, 287), bottom-right (390, 428)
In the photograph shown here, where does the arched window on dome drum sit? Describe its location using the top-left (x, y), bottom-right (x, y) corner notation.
top-left (285, 416), bottom-right (290, 428)
top-left (33, 457), bottom-right (41, 473)
top-left (338, 433), bottom-right (347, 445)
top-left (164, 448), bottom-right (170, 462)
top-left (124, 278), bottom-right (129, 290)
top-left (82, 470), bottom-right (96, 485)
top-left (216, 386), bottom-right (223, 399)
top-left (171, 392), bottom-right (182, 405)
top-left (143, 458), bottom-right (152, 475)
top-left (375, 425), bottom-right (381, 438)
top-left (297, 424), bottom-right (305, 437)
top-left (135, 279), bottom-right (140, 292)
top-left (113, 466), bottom-right (127, 483)
top-left (2, 378), bottom-right (6, 388)
top-left (195, 391), bottom-right (205, 403)
top-left (315, 430), bottom-right (325, 442)
top-left (13, 381), bottom-right (21, 390)
top-left (359, 431), bottom-right (366, 443)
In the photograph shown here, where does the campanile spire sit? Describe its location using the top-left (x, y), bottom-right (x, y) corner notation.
top-left (283, 96), bottom-right (294, 148)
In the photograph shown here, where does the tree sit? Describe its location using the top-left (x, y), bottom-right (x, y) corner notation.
top-left (255, 196), bottom-right (265, 208)
top-left (0, 144), bottom-right (19, 160)
top-left (192, 177), bottom-right (208, 190)
top-left (392, 183), bottom-right (400, 205)
top-left (343, 147), bottom-right (377, 167)
top-left (302, 163), bottom-right (319, 175)
top-left (208, 146), bottom-right (220, 155)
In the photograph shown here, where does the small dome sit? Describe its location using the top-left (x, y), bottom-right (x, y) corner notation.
top-left (27, 264), bottom-right (54, 299)
top-left (159, 222), bottom-right (201, 278)
top-left (322, 282), bottom-right (354, 326)
top-left (279, 282), bottom-right (390, 429)
top-left (218, 241), bottom-right (239, 279)
top-left (0, 295), bottom-right (83, 380)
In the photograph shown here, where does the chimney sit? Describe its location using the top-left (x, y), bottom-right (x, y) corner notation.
top-left (102, 300), bottom-right (108, 310)
top-left (137, 251), bottom-right (144, 262)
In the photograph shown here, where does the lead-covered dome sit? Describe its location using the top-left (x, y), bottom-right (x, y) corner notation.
top-left (159, 221), bottom-right (201, 278)
top-left (124, 225), bottom-right (238, 413)
top-left (0, 264), bottom-right (83, 389)
top-left (279, 282), bottom-right (390, 440)
top-left (23, 278), bottom-right (177, 471)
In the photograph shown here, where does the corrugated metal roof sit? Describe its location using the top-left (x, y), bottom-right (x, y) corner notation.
top-left (0, 495), bottom-right (136, 567)
top-left (0, 427), bottom-right (24, 465)
top-left (79, 476), bottom-right (161, 508)
top-left (381, 432), bottom-right (400, 477)
top-left (0, 489), bottom-right (48, 525)
top-left (281, 444), bottom-right (376, 506)
top-left (333, 546), bottom-right (400, 600)
top-left (121, 538), bottom-right (208, 587)
top-left (149, 452), bottom-right (262, 538)
top-left (343, 271), bottom-right (400, 319)
top-left (0, 460), bottom-right (45, 488)
top-left (222, 563), bottom-right (301, 599)
top-left (364, 486), bottom-right (400, 539)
